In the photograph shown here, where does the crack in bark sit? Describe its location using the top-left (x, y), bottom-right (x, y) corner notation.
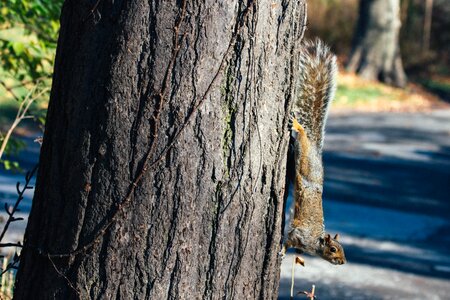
top-left (167, 253), bottom-right (181, 300)
top-left (161, 166), bottom-right (182, 272)
top-left (202, 181), bottom-right (223, 299)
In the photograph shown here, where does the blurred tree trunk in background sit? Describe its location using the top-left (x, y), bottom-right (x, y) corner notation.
top-left (14, 1), bottom-right (306, 299)
top-left (422, 0), bottom-right (433, 52)
top-left (347, 0), bottom-right (407, 87)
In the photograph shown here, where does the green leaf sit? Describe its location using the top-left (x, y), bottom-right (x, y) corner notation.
top-left (38, 116), bottom-right (46, 125)
top-left (1, 7), bottom-right (8, 16)
top-left (4, 160), bottom-right (11, 170)
top-left (11, 41), bottom-right (25, 55)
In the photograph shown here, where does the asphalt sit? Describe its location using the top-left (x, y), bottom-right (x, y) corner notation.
top-left (1, 110), bottom-right (450, 299)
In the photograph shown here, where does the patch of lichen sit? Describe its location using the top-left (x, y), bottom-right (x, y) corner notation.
top-left (220, 65), bottom-right (238, 178)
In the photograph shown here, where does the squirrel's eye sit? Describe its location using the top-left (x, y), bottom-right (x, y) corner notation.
top-left (330, 247), bottom-right (337, 253)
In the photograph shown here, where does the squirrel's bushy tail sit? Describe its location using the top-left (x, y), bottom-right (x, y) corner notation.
top-left (294, 38), bottom-right (337, 151)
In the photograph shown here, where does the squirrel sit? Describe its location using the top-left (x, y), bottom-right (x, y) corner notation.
top-left (280, 39), bottom-right (346, 266)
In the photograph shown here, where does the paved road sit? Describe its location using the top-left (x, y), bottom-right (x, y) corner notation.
top-left (279, 109), bottom-right (450, 299)
top-left (1, 110), bottom-right (450, 299)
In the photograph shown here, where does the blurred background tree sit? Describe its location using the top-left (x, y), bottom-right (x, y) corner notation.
top-left (305, 0), bottom-right (449, 97)
top-left (346, 0), bottom-right (407, 87)
top-left (0, 0), bottom-right (62, 169)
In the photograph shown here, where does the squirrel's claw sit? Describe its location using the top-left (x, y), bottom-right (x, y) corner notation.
top-left (278, 244), bottom-right (287, 259)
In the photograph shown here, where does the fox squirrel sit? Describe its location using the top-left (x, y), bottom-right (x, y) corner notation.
top-left (280, 39), bottom-right (346, 265)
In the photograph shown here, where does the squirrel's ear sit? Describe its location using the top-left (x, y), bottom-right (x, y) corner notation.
top-left (325, 234), bottom-right (331, 243)
top-left (334, 234), bottom-right (340, 241)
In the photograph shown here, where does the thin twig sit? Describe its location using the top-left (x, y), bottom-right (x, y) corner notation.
top-left (48, 255), bottom-right (82, 297)
top-left (0, 243), bottom-right (22, 248)
top-left (298, 284), bottom-right (317, 300)
top-left (0, 165), bottom-right (37, 242)
top-left (6, 75), bottom-right (51, 90)
top-left (0, 86), bottom-right (49, 161)
top-left (0, 167), bottom-right (36, 283)
top-left (0, 266), bottom-right (17, 278)
top-left (291, 255), bottom-right (295, 299)
top-left (82, 0), bottom-right (104, 23)
top-left (0, 81), bottom-right (21, 102)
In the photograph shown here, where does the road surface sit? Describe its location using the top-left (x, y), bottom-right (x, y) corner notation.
top-left (1, 110), bottom-right (450, 299)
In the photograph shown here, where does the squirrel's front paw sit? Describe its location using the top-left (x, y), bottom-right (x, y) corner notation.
top-left (278, 245), bottom-right (287, 259)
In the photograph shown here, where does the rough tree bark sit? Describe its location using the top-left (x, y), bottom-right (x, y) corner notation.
top-left (15, 1), bottom-right (306, 299)
top-left (346, 0), bottom-right (407, 87)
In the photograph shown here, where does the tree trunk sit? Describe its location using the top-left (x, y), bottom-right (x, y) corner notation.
top-left (346, 0), bottom-right (407, 87)
top-left (14, 1), bottom-right (306, 299)
top-left (422, 0), bottom-right (433, 52)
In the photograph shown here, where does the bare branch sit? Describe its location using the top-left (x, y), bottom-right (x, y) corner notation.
top-left (0, 243), bottom-right (23, 248)
top-left (0, 85), bottom-right (48, 161)
top-left (0, 81), bottom-right (21, 102)
top-left (7, 75), bottom-right (52, 90)
top-left (0, 165), bottom-right (37, 243)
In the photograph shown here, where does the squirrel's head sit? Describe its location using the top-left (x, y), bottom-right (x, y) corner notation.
top-left (319, 233), bottom-right (346, 265)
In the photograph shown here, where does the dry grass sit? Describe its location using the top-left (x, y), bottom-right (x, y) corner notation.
top-left (0, 256), bottom-right (15, 300)
top-left (332, 70), bottom-right (450, 114)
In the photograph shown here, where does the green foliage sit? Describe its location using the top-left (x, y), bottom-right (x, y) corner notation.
top-left (0, 0), bottom-right (62, 170)
top-left (0, 0), bottom-right (62, 110)
top-left (1, 159), bottom-right (20, 171)
top-left (0, 0), bottom-right (62, 80)
top-left (0, 134), bottom-right (26, 171)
